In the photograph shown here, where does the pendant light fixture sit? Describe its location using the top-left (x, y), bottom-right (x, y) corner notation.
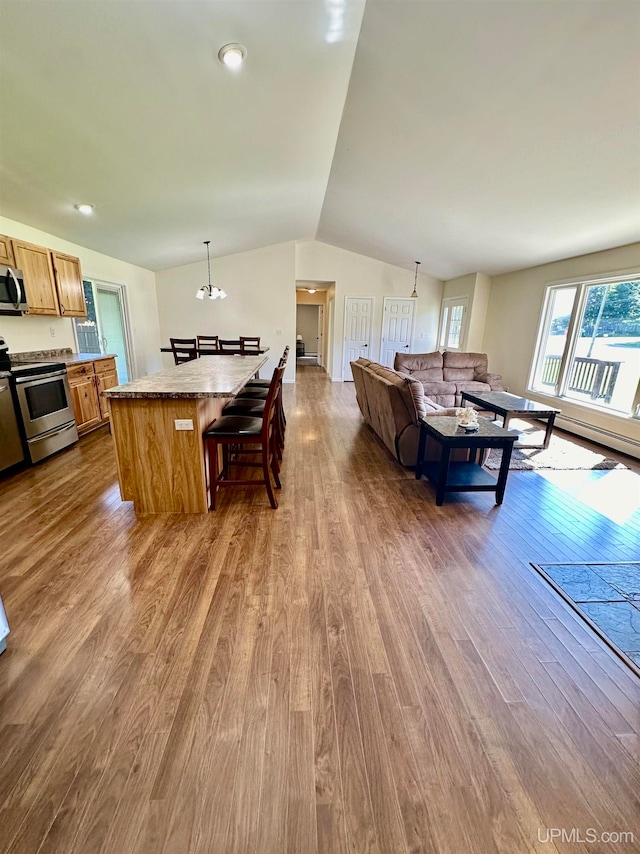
top-left (195, 241), bottom-right (227, 300)
top-left (410, 260), bottom-right (421, 298)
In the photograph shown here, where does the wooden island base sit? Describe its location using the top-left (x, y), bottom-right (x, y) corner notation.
top-left (104, 354), bottom-right (268, 513)
top-left (109, 396), bottom-right (224, 513)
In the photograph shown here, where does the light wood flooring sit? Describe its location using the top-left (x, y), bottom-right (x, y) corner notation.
top-left (1, 364), bottom-right (640, 854)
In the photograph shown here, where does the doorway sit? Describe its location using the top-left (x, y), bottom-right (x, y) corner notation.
top-left (296, 303), bottom-right (322, 366)
top-left (438, 296), bottom-right (468, 351)
top-left (74, 280), bottom-right (134, 382)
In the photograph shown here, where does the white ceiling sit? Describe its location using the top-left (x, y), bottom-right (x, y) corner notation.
top-left (1, 0), bottom-right (639, 280)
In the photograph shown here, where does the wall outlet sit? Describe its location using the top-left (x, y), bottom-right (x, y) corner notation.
top-left (275, 328), bottom-right (282, 335)
top-left (50, 326), bottom-right (56, 337)
top-left (174, 419), bottom-right (194, 431)
top-left (420, 332), bottom-right (428, 339)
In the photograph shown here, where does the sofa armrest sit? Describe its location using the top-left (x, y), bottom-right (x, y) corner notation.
top-left (474, 371), bottom-right (503, 390)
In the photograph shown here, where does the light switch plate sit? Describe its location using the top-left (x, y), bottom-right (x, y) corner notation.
top-left (174, 419), bottom-right (194, 431)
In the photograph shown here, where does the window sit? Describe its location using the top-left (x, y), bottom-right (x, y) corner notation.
top-left (530, 275), bottom-right (640, 417)
top-left (439, 297), bottom-right (468, 350)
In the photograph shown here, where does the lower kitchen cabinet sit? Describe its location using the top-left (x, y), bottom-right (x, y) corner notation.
top-left (67, 357), bottom-right (119, 435)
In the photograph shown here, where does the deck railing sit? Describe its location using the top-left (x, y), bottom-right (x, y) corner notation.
top-left (541, 355), bottom-right (621, 403)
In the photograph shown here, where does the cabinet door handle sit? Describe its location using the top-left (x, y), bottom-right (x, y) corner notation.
top-left (60, 303), bottom-right (66, 315)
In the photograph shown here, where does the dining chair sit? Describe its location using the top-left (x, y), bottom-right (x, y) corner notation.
top-left (170, 337), bottom-right (198, 364)
top-left (203, 364), bottom-right (285, 509)
top-left (197, 335), bottom-right (219, 354)
top-left (218, 339), bottom-right (243, 353)
top-left (240, 336), bottom-right (261, 353)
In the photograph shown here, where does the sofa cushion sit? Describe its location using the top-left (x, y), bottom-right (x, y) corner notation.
top-left (442, 351), bottom-right (489, 382)
top-left (394, 350), bottom-right (444, 382)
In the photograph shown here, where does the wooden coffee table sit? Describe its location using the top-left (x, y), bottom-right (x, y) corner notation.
top-left (460, 390), bottom-right (561, 450)
top-left (416, 416), bottom-right (519, 506)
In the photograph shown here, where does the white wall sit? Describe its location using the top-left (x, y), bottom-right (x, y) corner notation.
top-left (295, 241), bottom-right (443, 380)
top-left (483, 242), bottom-right (640, 456)
top-left (0, 217), bottom-right (161, 377)
top-left (155, 242), bottom-right (296, 382)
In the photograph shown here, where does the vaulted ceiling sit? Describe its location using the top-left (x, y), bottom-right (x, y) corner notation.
top-left (1, 0), bottom-right (639, 280)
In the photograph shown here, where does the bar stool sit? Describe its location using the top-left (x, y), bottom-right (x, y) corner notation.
top-left (244, 345), bottom-right (289, 389)
top-left (203, 364), bottom-right (285, 509)
top-left (223, 362), bottom-right (286, 454)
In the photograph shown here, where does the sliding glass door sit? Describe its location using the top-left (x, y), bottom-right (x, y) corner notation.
top-left (74, 280), bottom-right (133, 382)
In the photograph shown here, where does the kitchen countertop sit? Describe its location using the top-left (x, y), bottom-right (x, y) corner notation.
top-left (54, 352), bottom-right (117, 365)
top-left (104, 353), bottom-right (268, 399)
top-left (9, 348), bottom-right (116, 365)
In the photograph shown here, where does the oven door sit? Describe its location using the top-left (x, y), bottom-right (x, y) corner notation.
top-left (15, 370), bottom-right (75, 439)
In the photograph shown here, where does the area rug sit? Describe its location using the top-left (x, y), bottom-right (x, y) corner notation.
top-left (483, 422), bottom-right (628, 471)
top-left (531, 563), bottom-right (640, 677)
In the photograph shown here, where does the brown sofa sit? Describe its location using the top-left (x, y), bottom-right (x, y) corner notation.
top-left (350, 357), bottom-right (467, 466)
top-left (393, 351), bottom-right (503, 407)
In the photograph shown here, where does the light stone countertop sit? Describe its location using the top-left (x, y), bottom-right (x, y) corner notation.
top-left (103, 354), bottom-right (268, 399)
top-left (9, 348), bottom-right (116, 366)
top-left (51, 352), bottom-right (117, 365)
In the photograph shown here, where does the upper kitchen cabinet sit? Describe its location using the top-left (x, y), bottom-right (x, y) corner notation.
top-left (51, 251), bottom-right (87, 317)
top-left (11, 240), bottom-right (59, 315)
top-left (10, 240), bottom-right (87, 317)
top-left (0, 235), bottom-right (16, 266)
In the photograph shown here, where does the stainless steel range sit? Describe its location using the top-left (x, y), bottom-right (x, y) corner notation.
top-left (0, 337), bottom-right (78, 464)
top-left (12, 362), bottom-right (78, 462)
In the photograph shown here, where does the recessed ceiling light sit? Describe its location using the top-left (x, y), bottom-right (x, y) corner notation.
top-left (74, 203), bottom-right (94, 215)
top-left (307, 288), bottom-right (317, 294)
top-left (218, 43), bottom-right (246, 68)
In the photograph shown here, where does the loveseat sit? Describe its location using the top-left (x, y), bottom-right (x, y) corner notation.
top-left (350, 357), bottom-right (464, 465)
top-left (394, 351), bottom-right (503, 407)
top-left (351, 352), bottom-right (503, 467)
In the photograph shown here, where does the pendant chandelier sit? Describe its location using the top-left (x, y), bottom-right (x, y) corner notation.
top-left (196, 241), bottom-right (227, 300)
top-left (410, 260), bottom-right (421, 298)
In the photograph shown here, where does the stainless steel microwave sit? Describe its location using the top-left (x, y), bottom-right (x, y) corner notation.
top-left (0, 266), bottom-right (28, 315)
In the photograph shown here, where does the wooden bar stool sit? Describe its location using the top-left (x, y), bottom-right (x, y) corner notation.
top-left (203, 364), bottom-right (285, 509)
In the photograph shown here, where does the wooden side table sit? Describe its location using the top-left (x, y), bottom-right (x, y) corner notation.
top-left (416, 416), bottom-right (519, 505)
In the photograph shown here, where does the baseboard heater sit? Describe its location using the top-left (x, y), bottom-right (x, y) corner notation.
top-left (556, 413), bottom-right (640, 456)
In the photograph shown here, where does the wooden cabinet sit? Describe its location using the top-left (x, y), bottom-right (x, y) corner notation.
top-left (11, 240), bottom-right (59, 315)
top-left (95, 359), bottom-right (119, 420)
top-left (0, 235), bottom-right (15, 266)
top-left (9, 239), bottom-right (87, 317)
top-left (51, 251), bottom-right (87, 317)
top-left (68, 357), bottom-right (118, 435)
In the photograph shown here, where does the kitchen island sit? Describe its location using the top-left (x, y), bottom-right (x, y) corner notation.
top-left (103, 354), bottom-right (267, 513)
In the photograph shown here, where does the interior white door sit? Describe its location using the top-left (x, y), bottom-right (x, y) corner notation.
top-left (343, 297), bottom-right (373, 380)
top-left (380, 298), bottom-right (415, 367)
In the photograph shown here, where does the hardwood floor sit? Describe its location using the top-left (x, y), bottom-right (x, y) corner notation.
top-left (1, 364), bottom-right (639, 854)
